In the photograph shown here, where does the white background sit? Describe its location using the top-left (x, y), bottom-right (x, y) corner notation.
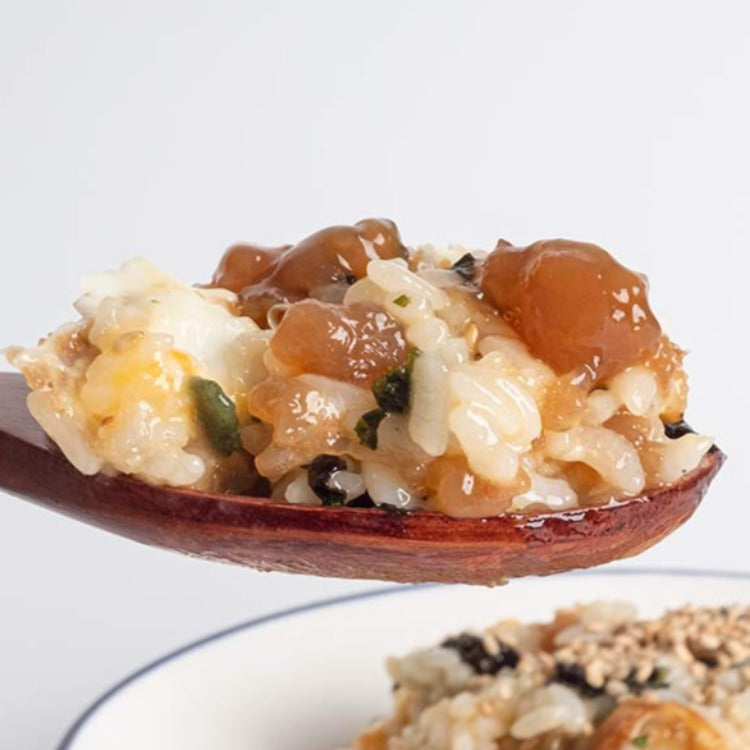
top-left (1, 1), bottom-right (748, 747)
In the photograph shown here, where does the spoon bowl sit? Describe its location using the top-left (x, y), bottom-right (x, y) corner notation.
top-left (0, 373), bottom-right (724, 584)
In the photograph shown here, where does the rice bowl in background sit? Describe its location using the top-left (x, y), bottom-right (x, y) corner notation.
top-left (57, 571), bottom-right (750, 750)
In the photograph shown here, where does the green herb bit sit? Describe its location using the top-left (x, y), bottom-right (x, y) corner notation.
top-left (189, 377), bottom-right (242, 456)
top-left (649, 666), bottom-right (669, 686)
top-left (372, 368), bottom-right (409, 413)
top-left (393, 294), bottom-right (410, 307)
top-left (632, 735), bottom-right (649, 748)
top-left (355, 408), bottom-right (386, 449)
top-left (371, 347), bottom-right (420, 414)
top-left (405, 346), bottom-right (420, 371)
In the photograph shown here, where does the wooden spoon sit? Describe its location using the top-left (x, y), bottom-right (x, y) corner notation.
top-left (0, 372), bottom-right (724, 585)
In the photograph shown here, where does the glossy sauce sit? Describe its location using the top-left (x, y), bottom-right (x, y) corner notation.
top-left (480, 239), bottom-right (662, 384)
top-left (212, 218), bottom-right (408, 326)
top-left (642, 335), bottom-right (687, 421)
top-left (247, 376), bottom-right (346, 479)
top-left (604, 412), bottom-right (662, 479)
top-left (425, 456), bottom-right (524, 517)
top-left (210, 222), bottom-right (692, 514)
top-left (270, 299), bottom-right (407, 387)
top-left (211, 243), bottom-right (289, 293)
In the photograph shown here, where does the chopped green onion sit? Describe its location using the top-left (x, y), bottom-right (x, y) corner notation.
top-left (355, 408), bottom-right (386, 450)
top-left (649, 666), bottom-right (669, 686)
top-left (393, 294), bottom-right (410, 307)
top-left (189, 377), bottom-right (242, 456)
top-left (632, 735), bottom-right (649, 748)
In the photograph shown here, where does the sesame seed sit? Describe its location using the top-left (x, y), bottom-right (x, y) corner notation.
top-left (464, 323), bottom-right (479, 351)
top-left (425, 603), bottom-right (750, 713)
top-left (699, 633), bottom-right (721, 651)
top-left (482, 634), bottom-right (501, 656)
top-left (585, 659), bottom-right (606, 689)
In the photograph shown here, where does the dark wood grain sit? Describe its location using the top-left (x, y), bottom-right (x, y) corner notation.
top-left (0, 372), bottom-right (725, 584)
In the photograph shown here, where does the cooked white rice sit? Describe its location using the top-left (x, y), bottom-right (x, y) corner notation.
top-left (6, 241), bottom-right (712, 512)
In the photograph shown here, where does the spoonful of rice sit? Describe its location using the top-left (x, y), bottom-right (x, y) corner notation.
top-left (0, 220), bottom-right (724, 584)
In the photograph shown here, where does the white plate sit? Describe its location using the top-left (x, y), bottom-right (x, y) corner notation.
top-left (60, 569), bottom-right (750, 750)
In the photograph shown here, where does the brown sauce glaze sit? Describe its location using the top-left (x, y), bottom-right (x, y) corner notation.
top-left (480, 239), bottom-right (662, 384)
top-left (425, 455), bottom-right (522, 517)
top-left (212, 218), bottom-right (407, 326)
top-left (211, 243), bottom-right (289, 294)
top-left (270, 299), bottom-right (407, 387)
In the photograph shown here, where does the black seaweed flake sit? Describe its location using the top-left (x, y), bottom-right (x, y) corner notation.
top-left (552, 662), bottom-right (606, 698)
top-left (346, 493), bottom-right (376, 508)
top-left (697, 655), bottom-right (720, 668)
top-left (624, 666), bottom-right (670, 694)
top-left (355, 348), bottom-right (420, 450)
top-left (442, 633), bottom-right (519, 675)
top-left (355, 408), bottom-right (386, 450)
top-left (307, 454), bottom-right (347, 506)
top-left (451, 252), bottom-right (477, 282)
top-left (663, 419), bottom-right (695, 439)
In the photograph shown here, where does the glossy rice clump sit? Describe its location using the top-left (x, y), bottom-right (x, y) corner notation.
top-left (7, 219), bottom-right (712, 516)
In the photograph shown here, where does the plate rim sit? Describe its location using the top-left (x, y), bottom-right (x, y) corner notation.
top-left (58, 566), bottom-right (750, 749)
